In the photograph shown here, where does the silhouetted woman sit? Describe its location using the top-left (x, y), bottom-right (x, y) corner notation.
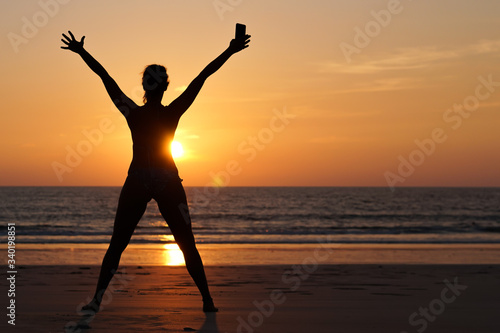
top-left (61, 30), bottom-right (250, 313)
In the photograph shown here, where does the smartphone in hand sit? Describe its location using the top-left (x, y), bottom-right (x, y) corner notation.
top-left (236, 23), bottom-right (246, 39)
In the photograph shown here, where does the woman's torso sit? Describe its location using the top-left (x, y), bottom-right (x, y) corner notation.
top-left (126, 104), bottom-right (180, 172)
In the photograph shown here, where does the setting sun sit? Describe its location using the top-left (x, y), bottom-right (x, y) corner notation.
top-left (170, 141), bottom-right (184, 159)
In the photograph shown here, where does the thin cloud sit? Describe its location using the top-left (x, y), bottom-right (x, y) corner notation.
top-left (331, 77), bottom-right (426, 94)
top-left (174, 85), bottom-right (188, 92)
top-left (321, 39), bottom-right (500, 74)
top-left (309, 135), bottom-right (375, 144)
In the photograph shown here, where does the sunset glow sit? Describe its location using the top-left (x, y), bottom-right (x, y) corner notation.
top-left (170, 141), bottom-right (184, 159)
top-left (1, 0), bottom-right (500, 187)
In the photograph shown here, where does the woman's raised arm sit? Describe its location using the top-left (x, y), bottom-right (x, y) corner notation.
top-left (61, 31), bottom-right (137, 116)
top-left (168, 34), bottom-right (251, 117)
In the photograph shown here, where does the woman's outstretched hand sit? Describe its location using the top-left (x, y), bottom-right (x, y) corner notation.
top-left (61, 31), bottom-right (85, 54)
top-left (229, 34), bottom-right (251, 54)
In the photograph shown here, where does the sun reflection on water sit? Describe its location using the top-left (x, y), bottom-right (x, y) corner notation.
top-left (163, 243), bottom-right (185, 266)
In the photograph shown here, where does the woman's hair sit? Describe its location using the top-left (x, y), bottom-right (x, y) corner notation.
top-left (142, 64), bottom-right (169, 103)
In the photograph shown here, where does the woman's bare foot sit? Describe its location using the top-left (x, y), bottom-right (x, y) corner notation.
top-left (203, 297), bottom-right (219, 312)
top-left (79, 299), bottom-right (100, 315)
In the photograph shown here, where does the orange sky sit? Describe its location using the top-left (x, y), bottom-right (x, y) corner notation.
top-left (1, 0), bottom-right (500, 187)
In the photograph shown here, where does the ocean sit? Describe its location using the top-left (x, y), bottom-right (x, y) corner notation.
top-left (0, 187), bottom-right (499, 245)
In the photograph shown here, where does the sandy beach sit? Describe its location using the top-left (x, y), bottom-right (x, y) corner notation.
top-left (1, 244), bottom-right (500, 332)
top-left (7, 243), bottom-right (500, 266)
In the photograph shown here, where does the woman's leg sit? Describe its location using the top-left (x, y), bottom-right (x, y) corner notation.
top-left (155, 180), bottom-right (218, 312)
top-left (82, 176), bottom-right (150, 313)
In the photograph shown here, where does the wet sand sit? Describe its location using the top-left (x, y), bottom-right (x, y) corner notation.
top-left (2, 263), bottom-right (499, 332)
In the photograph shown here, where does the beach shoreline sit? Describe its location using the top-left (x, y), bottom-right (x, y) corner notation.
top-left (2, 243), bottom-right (500, 332)
top-left (2, 243), bottom-right (500, 266)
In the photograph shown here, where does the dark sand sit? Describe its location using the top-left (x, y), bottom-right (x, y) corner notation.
top-left (1, 264), bottom-right (499, 332)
